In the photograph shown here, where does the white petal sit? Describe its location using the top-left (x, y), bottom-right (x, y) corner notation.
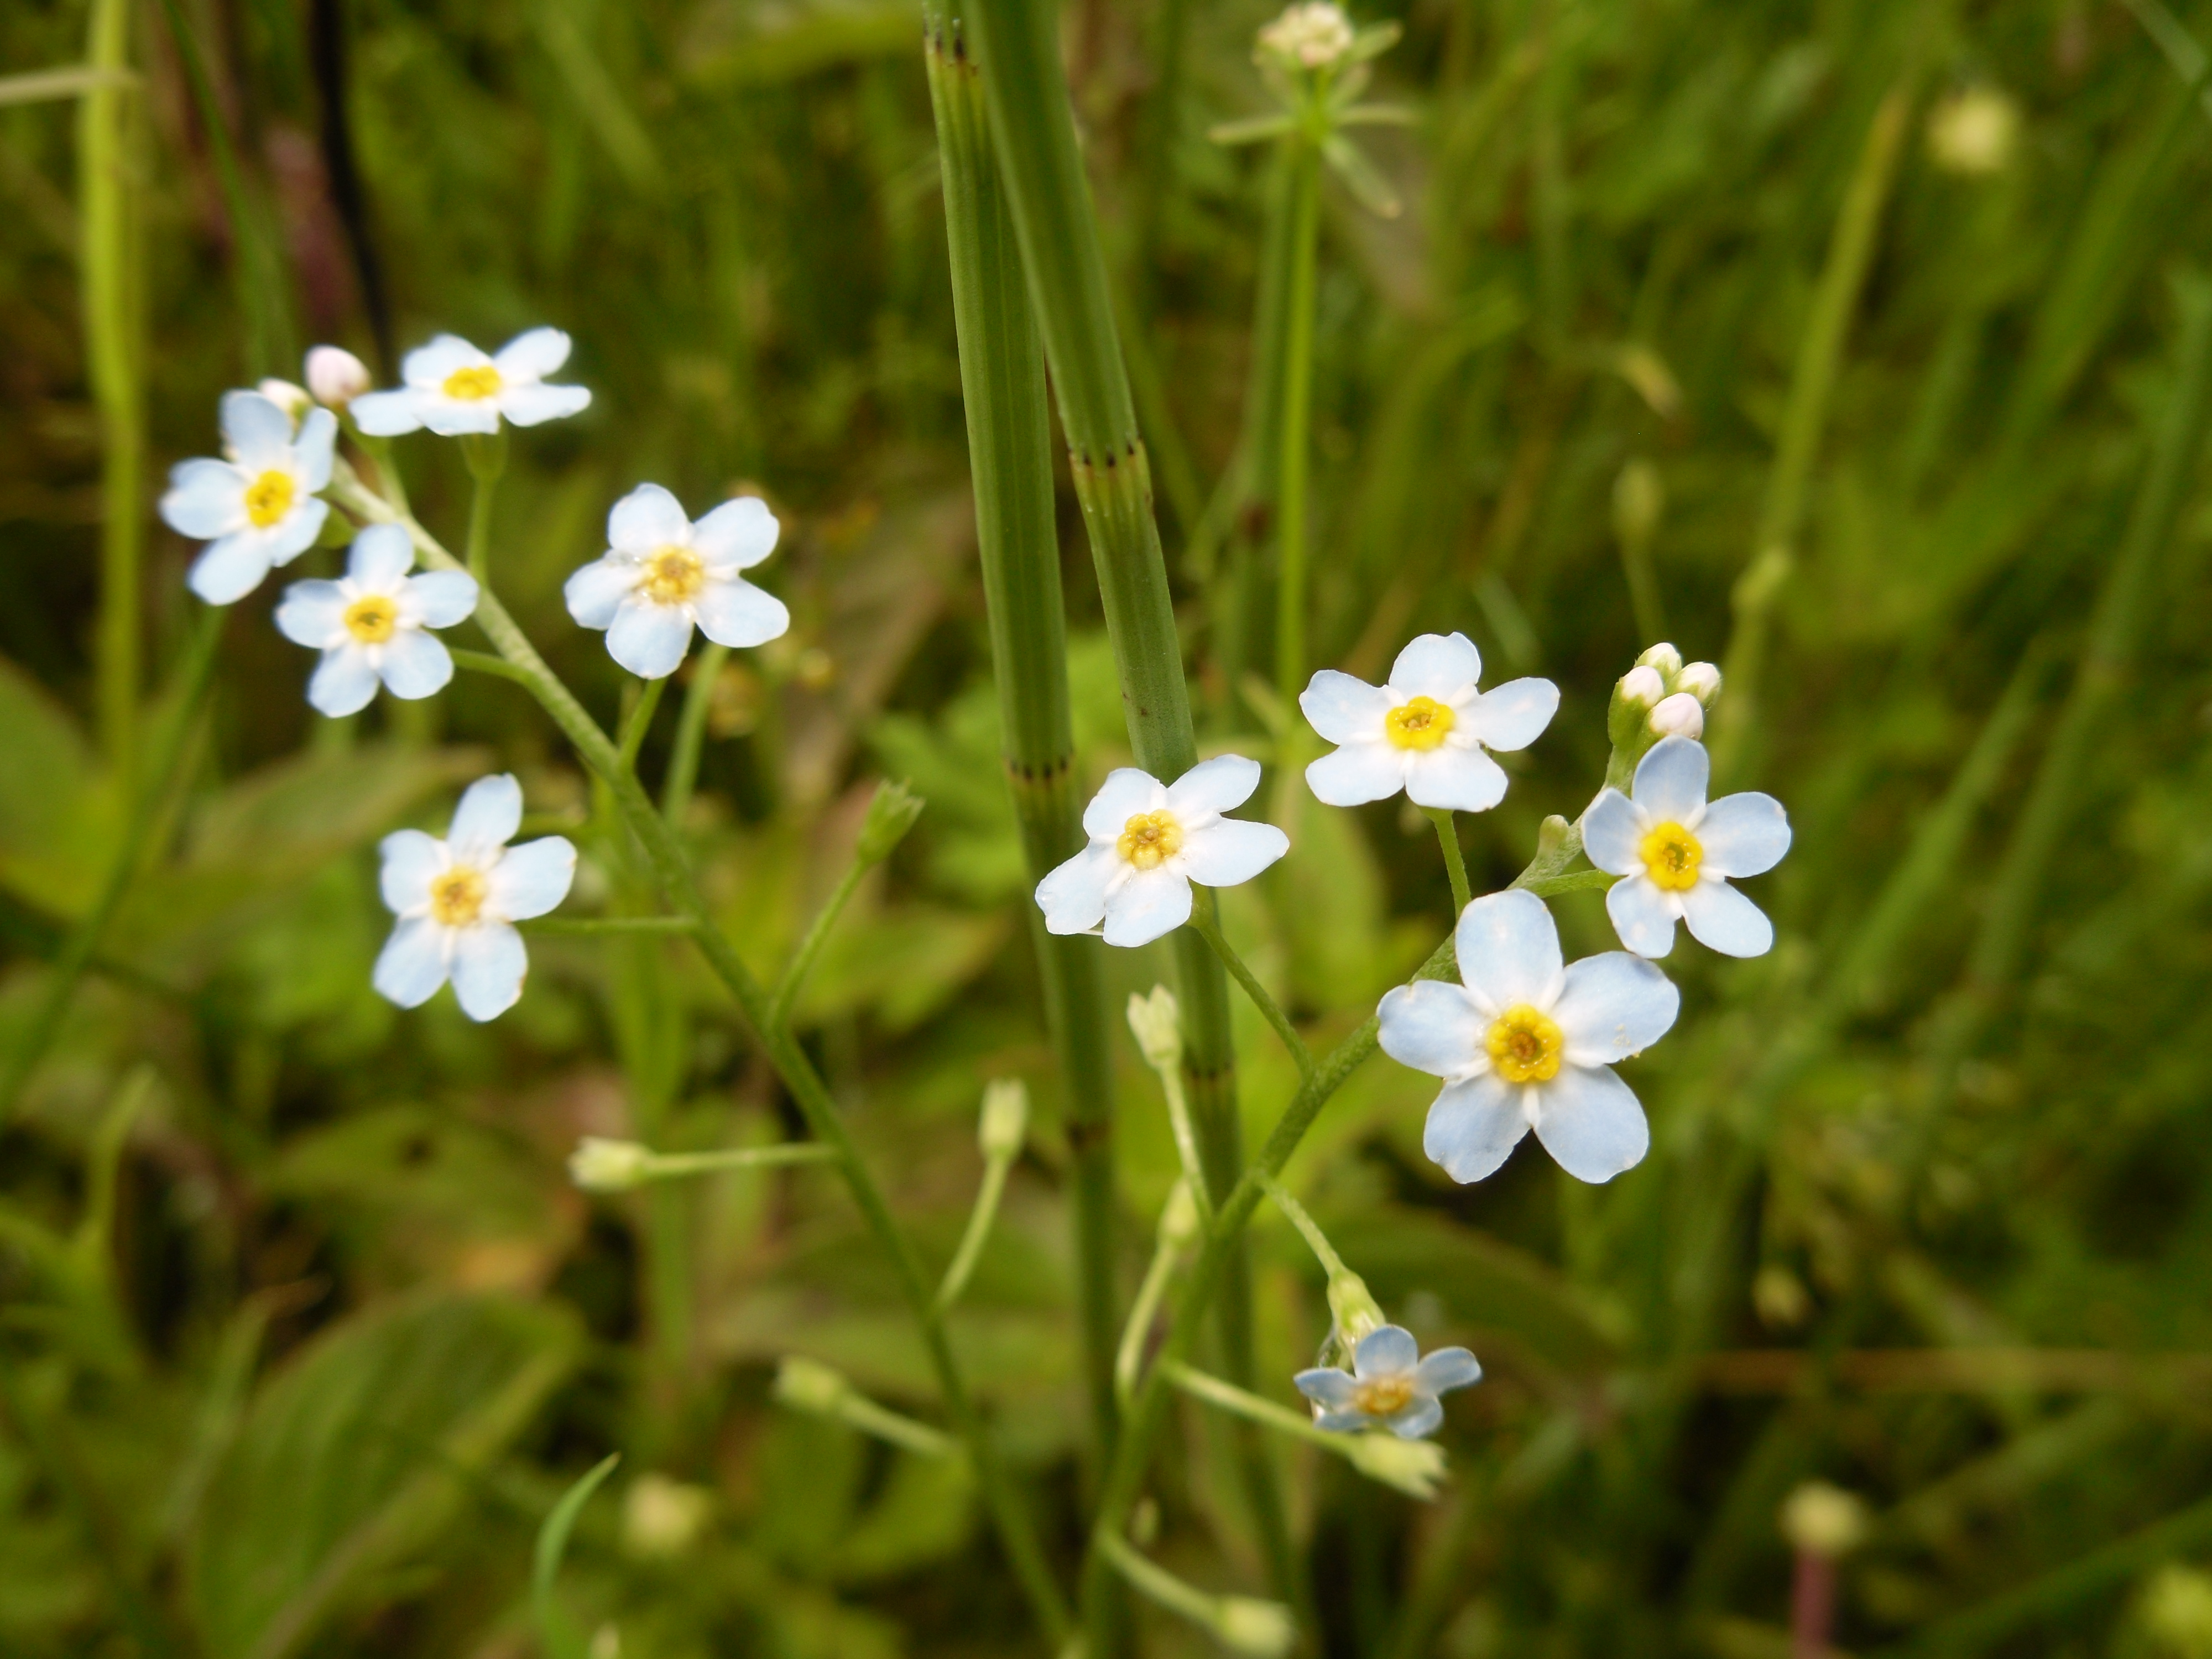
top-left (692, 496), bottom-right (780, 568)
top-left (606, 598), bottom-right (694, 679)
top-left (1605, 875), bottom-right (1680, 959)
top-left (1102, 867), bottom-right (1192, 948)
top-left (265, 498), bottom-right (330, 567)
top-left (564, 557), bottom-right (636, 629)
top-left (274, 580), bottom-right (347, 646)
top-left (1293, 1368), bottom-right (1358, 1408)
top-left (349, 523), bottom-right (415, 588)
top-left (1178, 818), bottom-right (1287, 888)
top-left (488, 837), bottom-right (577, 921)
top-left (1353, 1325), bottom-right (1418, 1380)
top-left (160, 459), bottom-right (246, 538)
top-left (187, 534), bottom-right (273, 605)
top-left (1036, 846), bottom-right (1116, 935)
top-left (692, 577), bottom-right (790, 649)
top-left (498, 383), bottom-right (591, 426)
top-left (1681, 879), bottom-right (1774, 957)
top-left (1463, 676), bottom-right (1558, 753)
top-left (378, 829), bottom-right (445, 913)
top-left (372, 917), bottom-right (450, 1008)
top-left (1631, 735), bottom-right (1708, 823)
top-left (1552, 952), bottom-right (1679, 1065)
top-left (219, 390), bottom-right (294, 467)
top-left (402, 334), bottom-right (488, 387)
top-left (294, 406), bottom-right (337, 490)
top-left (1298, 669), bottom-right (1394, 744)
top-left (1305, 741), bottom-right (1406, 806)
top-left (418, 397), bottom-right (502, 437)
top-left (608, 483), bottom-right (692, 555)
top-left (1423, 1073), bottom-right (1529, 1184)
top-left (1532, 1065), bottom-right (1650, 1183)
top-left (1403, 745), bottom-right (1508, 813)
top-left (1386, 1398), bottom-right (1444, 1439)
top-left (408, 570), bottom-right (479, 629)
top-left (448, 773), bottom-right (523, 862)
top-left (1376, 979), bottom-right (1484, 1079)
top-left (451, 924), bottom-right (528, 1021)
top-left (308, 647), bottom-right (381, 716)
top-left (1313, 1407), bottom-right (1369, 1433)
top-left (1389, 632), bottom-right (1483, 701)
top-left (1453, 889), bottom-right (1562, 1013)
top-left (348, 389), bottom-right (424, 436)
top-left (492, 326), bottom-right (572, 383)
top-left (1166, 753), bottom-right (1262, 817)
top-left (1695, 792), bottom-right (1791, 879)
top-left (1413, 1348), bottom-right (1481, 1394)
top-left (1082, 768), bottom-right (1166, 840)
top-left (1580, 789), bottom-right (1643, 876)
top-left (378, 630), bottom-right (453, 701)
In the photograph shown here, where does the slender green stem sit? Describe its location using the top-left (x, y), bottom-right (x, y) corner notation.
top-left (834, 1394), bottom-right (958, 1460)
top-left (329, 466), bottom-right (1071, 1644)
top-left (523, 915), bottom-right (698, 936)
top-left (1426, 807), bottom-right (1473, 915)
top-left (1097, 1531), bottom-right (1288, 1644)
top-left (1274, 140), bottom-right (1322, 712)
top-left (1256, 1171), bottom-right (1348, 1281)
top-left (1115, 1184), bottom-right (1192, 1408)
top-left (643, 1143), bottom-right (836, 1179)
top-left (1160, 1358), bottom-right (1337, 1451)
top-left (616, 673), bottom-right (667, 775)
top-left (662, 641), bottom-right (727, 826)
top-left (1188, 894), bottom-right (1313, 1083)
top-left (768, 854), bottom-right (869, 1032)
top-left (935, 1152), bottom-right (1014, 1314)
top-left (462, 431), bottom-right (507, 582)
top-left (1139, 1034), bottom-right (1213, 1223)
top-left (450, 646), bottom-right (536, 687)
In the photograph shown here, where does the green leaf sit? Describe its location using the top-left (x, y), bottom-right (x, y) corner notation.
top-left (533, 1453), bottom-right (619, 1659)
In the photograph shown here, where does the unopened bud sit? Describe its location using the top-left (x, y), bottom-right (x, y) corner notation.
top-left (622, 1473), bottom-right (711, 1558)
top-left (1648, 692), bottom-right (1704, 739)
top-left (773, 1355), bottom-right (851, 1416)
top-left (257, 378), bottom-right (312, 421)
top-left (1617, 665), bottom-right (1665, 708)
top-left (305, 345), bottom-right (373, 408)
top-left (1636, 641), bottom-right (1683, 679)
top-left (1213, 1596), bottom-right (1297, 1657)
top-left (1158, 1177), bottom-right (1201, 1247)
top-left (1326, 1270), bottom-right (1387, 1345)
top-left (1676, 661), bottom-right (1721, 706)
top-left (978, 1078), bottom-right (1029, 1160)
top-left (1613, 457), bottom-right (1665, 545)
top-left (2142, 1564), bottom-right (2212, 1656)
top-left (570, 1137), bottom-right (654, 1192)
top-left (1255, 1), bottom-right (1353, 71)
top-left (1127, 985), bottom-right (1183, 1072)
top-left (856, 779), bottom-right (925, 864)
top-left (1927, 86), bottom-right (2020, 178)
top-left (1780, 1481), bottom-right (1869, 1558)
top-left (1342, 1432), bottom-right (1447, 1500)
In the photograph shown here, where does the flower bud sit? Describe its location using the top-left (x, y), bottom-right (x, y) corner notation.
top-left (1158, 1177), bottom-right (1201, 1248)
top-left (1255, 1), bottom-right (1353, 71)
top-left (856, 779), bottom-right (925, 864)
top-left (1635, 641), bottom-right (1683, 679)
top-left (1212, 1596), bottom-right (1297, 1657)
top-left (1927, 87), bottom-right (2020, 177)
top-left (1325, 1270), bottom-right (1387, 1346)
top-left (570, 1136), bottom-right (654, 1192)
top-left (256, 378), bottom-right (312, 422)
top-left (1676, 661), bottom-right (1722, 706)
top-left (622, 1473), bottom-right (711, 1558)
top-left (1616, 665), bottom-right (1665, 708)
top-left (1127, 985), bottom-right (1183, 1073)
top-left (978, 1077), bottom-right (1029, 1160)
top-left (773, 1354), bottom-right (851, 1416)
top-left (1780, 1481), bottom-right (1869, 1558)
top-left (1342, 1432), bottom-right (1447, 1500)
top-left (305, 345), bottom-right (373, 408)
top-left (1648, 692), bottom-right (1704, 739)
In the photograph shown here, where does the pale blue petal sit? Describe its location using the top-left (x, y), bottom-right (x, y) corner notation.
top-left (608, 483), bottom-right (691, 555)
top-left (1294, 1368), bottom-right (1358, 1408)
top-left (1463, 676), bottom-right (1558, 752)
top-left (1403, 744), bottom-right (1507, 813)
top-left (564, 557), bottom-right (635, 629)
top-left (451, 923), bottom-right (527, 1021)
top-left (492, 326), bottom-right (572, 381)
top-left (1082, 769), bottom-right (1164, 839)
top-left (372, 917), bottom-right (448, 1008)
top-left (348, 389), bottom-right (424, 436)
top-left (1422, 1072), bottom-right (1528, 1184)
top-left (489, 837), bottom-right (577, 921)
top-left (1389, 632), bottom-right (1483, 701)
top-left (1696, 792), bottom-right (1791, 879)
top-left (1631, 735), bottom-right (1708, 823)
top-left (1605, 875), bottom-right (1679, 959)
top-left (1036, 846), bottom-right (1115, 935)
top-left (378, 630), bottom-right (452, 700)
top-left (1354, 1325), bottom-right (1419, 1380)
top-left (448, 773), bottom-right (523, 861)
top-left (378, 829), bottom-right (444, 913)
top-left (160, 459), bottom-right (245, 538)
top-left (1299, 669), bottom-right (1393, 744)
top-left (275, 580), bottom-right (347, 646)
top-left (408, 570), bottom-right (479, 628)
top-left (1386, 1397), bottom-right (1444, 1439)
top-left (1166, 753), bottom-right (1262, 817)
top-left (1681, 879), bottom-right (1774, 957)
top-left (1413, 1348), bottom-right (1482, 1394)
top-left (220, 389), bottom-right (293, 466)
top-left (692, 577), bottom-right (789, 649)
top-left (187, 534), bottom-right (273, 604)
top-left (1453, 888), bottom-right (1562, 1011)
top-left (1102, 867), bottom-right (1192, 948)
top-left (1533, 1065), bottom-right (1650, 1183)
top-left (1376, 979), bottom-right (1484, 1079)
top-left (1305, 740), bottom-right (1405, 806)
top-left (266, 499), bottom-right (329, 566)
top-left (1313, 1408), bottom-right (1369, 1433)
top-left (308, 647), bottom-right (381, 717)
top-left (350, 523), bottom-right (415, 587)
top-left (499, 383), bottom-right (590, 425)
top-left (294, 406), bottom-right (337, 489)
top-left (693, 496), bottom-right (780, 568)
top-left (1180, 818), bottom-right (1287, 888)
top-left (606, 598), bottom-right (693, 679)
top-left (419, 397), bottom-right (502, 437)
top-left (1552, 952), bottom-right (1679, 1065)
top-left (1580, 789), bottom-right (1643, 875)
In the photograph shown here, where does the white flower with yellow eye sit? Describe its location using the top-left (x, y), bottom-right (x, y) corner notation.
top-left (1583, 735), bottom-right (1791, 959)
top-left (159, 390), bottom-right (337, 604)
top-left (274, 526), bottom-right (479, 717)
top-left (1378, 889), bottom-right (1678, 1184)
top-left (1036, 756), bottom-right (1289, 948)
top-left (373, 774), bottom-right (577, 1022)
top-left (564, 484), bottom-right (790, 680)
top-left (1293, 1324), bottom-right (1480, 1439)
top-left (1300, 634), bottom-right (1558, 813)
top-left (351, 328), bottom-right (591, 437)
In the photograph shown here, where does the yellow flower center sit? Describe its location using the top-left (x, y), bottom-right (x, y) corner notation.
top-left (1485, 1003), bottom-right (1563, 1084)
top-left (1117, 810), bottom-right (1184, 870)
top-left (428, 866), bottom-right (489, 927)
top-left (442, 364), bottom-right (503, 401)
top-left (641, 545), bottom-right (706, 606)
top-left (1353, 1375), bottom-right (1416, 1416)
top-left (343, 594), bottom-right (399, 644)
top-left (243, 469), bottom-right (296, 528)
top-left (1384, 695), bottom-right (1456, 751)
top-left (1639, 822), bottom-right (1703, 891)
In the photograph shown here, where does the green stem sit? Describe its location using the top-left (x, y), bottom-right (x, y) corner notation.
top-left (643, 1143), bottom-right (837, 1180)
top-left (616, 672), bottom-right (667, 776)
top-left (1426, 807), bottom-right (1472, 915)
top-left (767, 853), bottom-right (869, 1032)
top-left (1256, 1171), bottom-right (1349, 1281)
top-left (1273, 139), bottom-right (1322, 712)
top-left (1188, 893), bottom-right (1313, 1083)
top-left (1115, 1185), bottom-right (1191, 1408)
top-left (935, 1151), bottom-right (1014, 1314)
top-left (662, 641), bottom-right (728, 826)
top-left (524, 915), bottom-right (698, 936)
top-left (462, 431), bottom-right (507, 582)
top-left (1160, 1357), bottom-right (1339, 1451)
top-left (330, 466), bottom-right (1071, 1645)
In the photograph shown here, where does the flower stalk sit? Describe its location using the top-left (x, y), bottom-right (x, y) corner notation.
top-left (935, 1080), bottom-right (1029, 1314)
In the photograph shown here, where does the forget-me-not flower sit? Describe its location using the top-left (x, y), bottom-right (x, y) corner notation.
top-left (351, 328), bottom-right (591, 437)
top-left (564, 484), bottom-right (790, 680)
top-left (159, 390), bottom-right (337, 604)
top-left (274, 525), bottom-right (479, 717)
top-left (1294, 1324), bottom-right (1481, 1439)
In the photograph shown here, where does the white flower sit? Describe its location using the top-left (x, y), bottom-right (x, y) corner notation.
top-left (351, 327), bottom-right (591, 437)
top-left (1300, 633), bottom-right (1558, 812)
top-left (1293, 1324), bottom-right (1480, 1439)
top-left (159, 389), bottom-right (337, 604)
top-left (1258, 1), bottom-right (1354, 68)
top-left (373, 774), bottom-right (577, 1022)
top-left (1036, 756), bottom-right (1289, 948)
top-left (274, 525), bottom-right (479, 717)
top-left (1583, 735), bottom-right (1791, 959)
top-left (564, 483), bottom-right (790, 680)
top-left (1378, 888), bottom-right (1678, 1184)
top-left (1647, 691), bottom-right (1704, 739)
top-left (305, 345), bottom-right (372, 408)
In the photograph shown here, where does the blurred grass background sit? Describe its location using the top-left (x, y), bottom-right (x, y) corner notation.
top-left (6, 0), bottom-right (2212, 1654)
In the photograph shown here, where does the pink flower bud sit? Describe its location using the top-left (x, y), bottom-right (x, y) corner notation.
top-left (305, 345), bottom-right (372, 408)
top-left (1618, 665), bottom-right (1666, 708)
top-left (1648, 692), bottom-right (1704, 739)
top-left (1676, 661), bottom-right (1722, 706)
